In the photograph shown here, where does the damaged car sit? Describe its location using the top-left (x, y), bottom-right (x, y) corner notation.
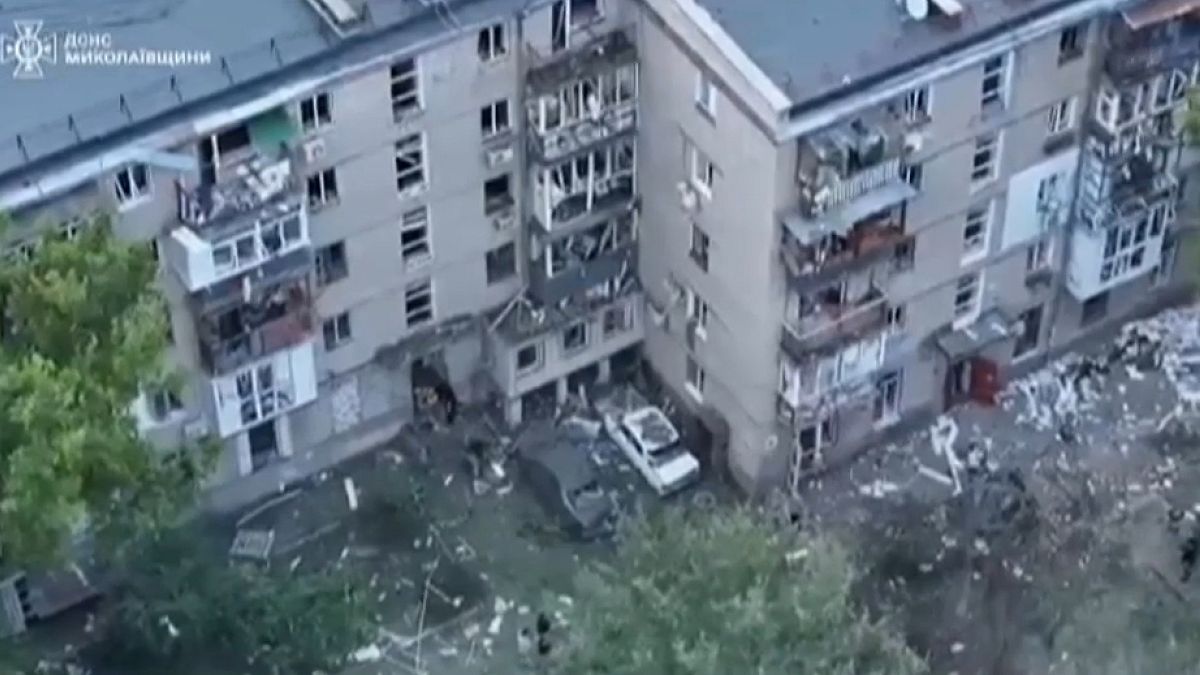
top-left (603, 405), bottom-right (700, 496)
top-left (519, 442), bottom-right (617, 540)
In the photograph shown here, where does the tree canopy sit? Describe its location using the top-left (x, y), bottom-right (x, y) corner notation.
top-left (556, 508), bottom-right (927, 675)
top-left (0, 211), bottom-right (210, 567)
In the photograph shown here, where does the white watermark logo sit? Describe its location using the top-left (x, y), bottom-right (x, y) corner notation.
top-left (0, 20), bottom-right (56, 79)
top-left (0, 21), bottom-right (212, 80)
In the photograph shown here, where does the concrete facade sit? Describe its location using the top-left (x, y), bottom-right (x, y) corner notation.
top-left (1, 0), bottom-right (1196, 503)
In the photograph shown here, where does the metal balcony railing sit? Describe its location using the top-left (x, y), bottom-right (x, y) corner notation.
top-left (781, 290), bottom-right (889, 359)
top-left (199, 308), bottom-right (314, 374)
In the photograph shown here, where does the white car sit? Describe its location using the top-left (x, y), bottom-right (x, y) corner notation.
top-left (603, 405), bottom-right (700, 496)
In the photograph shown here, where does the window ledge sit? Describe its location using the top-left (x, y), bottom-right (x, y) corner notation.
top-left (694, 101), bottom-right (716, 124)
top-left (684, 383), bottom-right (704, 403)
top-left (117, 194), bottom-right (153, 212)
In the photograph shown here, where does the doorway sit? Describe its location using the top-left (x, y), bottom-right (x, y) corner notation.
top-left (248, 419), bottom-right (279, 472)
top-left (874, 370), bottom-right (903, 423)
top-left (1012, 305), bottom-right (1043, 360)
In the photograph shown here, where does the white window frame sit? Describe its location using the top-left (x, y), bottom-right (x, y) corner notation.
top-left (980, 53), bottom-right (1010, 109)
top-left (298, 92), bottom-right (332, 132)
top-left (561, 320), bottom-right (589, 354)
top-left (685, 355), bottom-right (706, 402)
top-left (323, 311), bottom-right (353, 351)
top-left (515, 342), bottom-right (543, 374)
top-left (399, 206), bottom-right (432, 266)
top-left (480, 99), bottom-right (511, 138)
top-left (389, 58), bottom-right (422, 122)
top-left (114, 163), bottom-right (152, 210)
top-left (1026, 237), bottom-right (1053, 271)
top-left (961, 202), bottom-right (992, 264)
top-left (1046, 97), bottom-right (1076, 136)
top-left (477, 23), bottom-right (507, 62)
top-left (686, 288), bottom-right (709, 340)
top-left (953, 271), bottom-right (983, 326)
top-left (970, 132), bottom-right (1001, 187)
top-left (404, 278), bottom-right (435, 328)
top-left (689, 144), bottom-right (715, 198)
top-left (307, 168), bottom-right (339, 208)
top-left (394, 133), bottom-right (427, 197)
top-left (873, 370), bottom-right (903, 425)
top-left (694, 70), bottom-right (717, 119)
top-left (602, 304), bottom-right (632, 337)
top-left (901, 85), bottom-right (931, 124)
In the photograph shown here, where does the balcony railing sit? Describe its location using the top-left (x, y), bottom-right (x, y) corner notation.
top-left (200, 308), bottom-right (314, 374)
top-left (781, 289), bottom-right (889, 359)
top-left (525, 26), bottom-right (637, 95)
top-left (177, 150), bottom-right (298, 232)
top-left (780, 213), bottom-right (907, 285)
top-left (802, 158), bottom-right (902, 217)
top-left (1105, 23), bottom-right (1200, 83)
top-left (528, 101), bottom-right (637, 164)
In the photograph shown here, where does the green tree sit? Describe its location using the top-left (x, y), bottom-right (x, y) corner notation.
top-left (98, 528), bottom-right (376, 674)
top-left (0, 211), bottom-right (210, 567)
top-left (556, 508), bottom-right (927, 675)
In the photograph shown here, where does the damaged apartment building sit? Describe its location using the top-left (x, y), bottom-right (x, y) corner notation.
top-left (0, 0), bottom-right (1197, 506)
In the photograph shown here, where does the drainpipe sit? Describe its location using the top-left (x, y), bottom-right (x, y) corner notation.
top-left (1041, 26), bottom-right (1108, 367)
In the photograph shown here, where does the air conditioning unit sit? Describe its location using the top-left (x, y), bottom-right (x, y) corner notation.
top-left (183, 418), bottom-right (211, 440)
top-left (677, 181), bottom-right (698, 211)
top-left (303, 137), bottom-right (327, 163)
top-left (486, 145), bottom-right (515, 168)
top-left (492, 211), bottom-right (516, 230)
top-left (903, 130), bottom-right (924, 154)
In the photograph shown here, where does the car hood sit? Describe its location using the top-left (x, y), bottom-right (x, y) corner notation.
top-left (653, 451), bottom-right (700, 487)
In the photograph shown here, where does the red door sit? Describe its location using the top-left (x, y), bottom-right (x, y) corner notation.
top-left (969, 357), bottom-right (1001, 406)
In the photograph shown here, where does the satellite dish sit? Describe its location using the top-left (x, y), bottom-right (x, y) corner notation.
top-left (906, 0), bottom-right (929, 20)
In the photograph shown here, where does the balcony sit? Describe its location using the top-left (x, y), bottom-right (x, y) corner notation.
top-left (1067, 203), bottom-right (1169, 299)
top-left (1105, 11), bottom-right (1200, 84)
top-left (208, 339), bottom-right (318, 439)
top-left (197, 284), bottom-right (314, 375)
top-left (531, 138), bottom-right (636, 232)
top-left (530, 215), bottom-right (636, 306)
top-left (780, 208), bottom-right (909, 287)
top-left (778, 331), bottom-right (888, 413)
top-left (191, 248), bottom-right (314, 315)
top-left (528, 100), bottom-right (637, 165)
top-left (525, 27), bottom-right (637, 96)
top-left (780, 286), bottom-right (889, 360)
top-left (177, 149), bottom-right (301, 237)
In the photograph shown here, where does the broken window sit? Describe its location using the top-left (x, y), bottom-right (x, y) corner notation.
top-left (873, 371), bottom-right (903, 422)
top-left (892, 238), bottom-right (916, 271)
top-left (954, 272), bottom-right (981, 320)
top-left (299, 93), bottom-right (332, 132)
top-left (480, 99), bottom-right (511, 138)
top-left (485, 242), bottom-right (516, 285)
top-left (1026, 237), bottom-right (1052, 271)
top-left (602, 304), bottom-right (630, 337)
top-left (1058, 23), bottom-right (1084, 63)
top-left (900, 85), bottom-right (930, 125)
top-left (686, 289), bottom-right (710, 336)
top-left (689, 143), bottom-right (715, 196)
top-left (315, 242), bottom-right (348, 286)
top-left (1046, 97), bottom-right (1075, 136)
top-left (399, 206), bottom-right (432, 265)
top-left (569, 0), bottom-right (602, 29)
top-left (390, 58), bottom-right (421, 122)
top-left (405, 278), bottom-right (435, 327)
top-left (562, 321), bottom-right (588, 353)
top-left (477, 23), bottom-right (507, 62)
top-left (114, 163), bottom-right (151, 207)
top-left (1081, 291), bottom-right (1108, 326)
top-left (515, 342), bottom-right (542, 373)
top-left (484, 174), bottom-right (513, 216)
top-left (148, 388), bottom-right (183, 422)
top-left (685, 355), bottom-right (706, 399)
top-left (980, 54), bottom-right (1008, 109)
top-left (322, 311), bottom-right (353, 351)
top-left (962, 203), bottom-right (991, 258)
top-left (689, 223), bottom-right (710, 272)
top-left (1013, 305), bottom-right (1043, 359)
top-left (970, 133), bottom-right (1000, 184)
top-left (307, 168), bottom-right (339, 208)
top-left (886, 304), bottom-right (905, 330)
top-left (695, 70), bottom-right (717, 119)
top-left (394, 134), bottom-right (426, 196)
top-left (902, 162), bottom-right (923, 190)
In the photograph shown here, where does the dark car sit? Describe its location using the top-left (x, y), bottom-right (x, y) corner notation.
top-left (519, 442), bottom-right (616, 540)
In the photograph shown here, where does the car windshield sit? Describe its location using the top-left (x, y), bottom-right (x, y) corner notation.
top-left (568, 480), bottom-right (604, 501)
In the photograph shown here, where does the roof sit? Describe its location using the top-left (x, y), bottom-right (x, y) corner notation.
top-left (692, 0), bottom-right (1085, 110)
top-left (621, 406), bottom-right (680, 454)
top-left (934, 307), bottom-right (1015, 359)
top-left (0, 0), bottom-right (533, 190)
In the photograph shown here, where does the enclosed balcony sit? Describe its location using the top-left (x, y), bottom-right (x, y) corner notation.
top-left (795, 115), bottom-right (913, 218)
top-left (531, 137), bottom-right (636, 232)
top-left (197, 281), bottom-right (315, 375)
top-left (529, 213), bottom-right (636, 306)
top-left (778, 332), bottom-right (888, 414)
top-left (207, 339), bottom-right (318, 439)
top-left (526, 57), bottom-right (637, 165)
top-left (1067, 199), bottom-right (1171, 299)
top-left (780, 205), bottom-right (909, 288)
top-left (1104, 3), bottom-right (1200, 85)
top-left (780, 277), bottom-right (889, 360)
top-left (1076, 137), bottom-right (1178, 229)
top-left (190, 247), bottom-right (314, 316)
